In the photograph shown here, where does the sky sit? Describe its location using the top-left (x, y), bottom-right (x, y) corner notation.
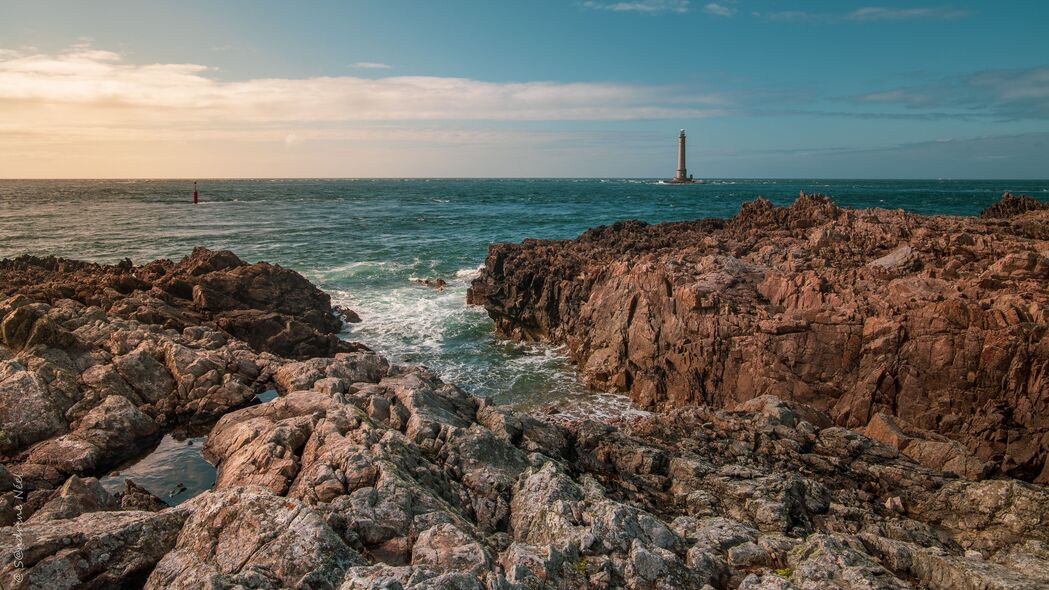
top-left (1, 0), bottom-right (1047, 178)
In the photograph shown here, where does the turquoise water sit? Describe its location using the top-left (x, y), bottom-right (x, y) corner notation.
top-left (2, 179), bottom-right (1046, 412)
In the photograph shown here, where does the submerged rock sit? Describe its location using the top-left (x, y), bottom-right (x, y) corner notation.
top-left (120, 478), bottom-right (169, 512)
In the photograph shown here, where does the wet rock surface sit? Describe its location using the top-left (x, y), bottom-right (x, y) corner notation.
top-left (1, 245), bottom-right (1047, 589)
top-left (469, 193), bottom-right (1049, 483)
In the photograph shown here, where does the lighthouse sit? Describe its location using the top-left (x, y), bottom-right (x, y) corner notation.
top-left (666, 129), bottom-right (697, 184)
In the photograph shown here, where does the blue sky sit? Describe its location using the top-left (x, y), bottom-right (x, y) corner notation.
top-left (1, 0), bottom-right (1047, 178)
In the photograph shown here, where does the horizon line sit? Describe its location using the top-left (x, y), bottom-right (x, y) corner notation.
top-left (1, 177), bottom-right (1047, 182)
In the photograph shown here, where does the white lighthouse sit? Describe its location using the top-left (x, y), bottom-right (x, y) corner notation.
top-left (666, 129), bottom-right (697, 184)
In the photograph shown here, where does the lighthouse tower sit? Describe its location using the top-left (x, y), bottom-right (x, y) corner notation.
top-left (668, 129), bottom-right (696, 183)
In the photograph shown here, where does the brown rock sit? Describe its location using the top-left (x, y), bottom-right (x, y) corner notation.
top-left (469, 193), bottom-right (1049, 482)
top-left (0, 247), bottom-right (362, 359)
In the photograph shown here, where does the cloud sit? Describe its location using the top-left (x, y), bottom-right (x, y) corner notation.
top-left (848, 66), bottom-right (1049, 120)
top-left (845, 6), bottom-right (969, 21)
top-left (582, 0), bottom-right (690, 14)
top-left (350, 61), bottom-right (392, 70)
top-left (703, 3), bottom-right (735, 17)
top-left (0, 45), bottom-right (726, 127)
top-left (704, 132), bottom-right (1049, 179)
top-left (757, 5), bottom-right (969, 23)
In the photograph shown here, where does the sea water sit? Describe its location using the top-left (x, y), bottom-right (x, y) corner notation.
top-left (4, 178), bottom-right (1044, 502)
top-left (2, 178), bottom-right (1045, 410)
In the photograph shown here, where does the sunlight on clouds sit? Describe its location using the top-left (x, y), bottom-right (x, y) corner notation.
top-left (0, 45), bottom-right (726, 177)
top-left (0, 46), bottom-right (724, 123)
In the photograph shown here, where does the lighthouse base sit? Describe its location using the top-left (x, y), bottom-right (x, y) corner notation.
top-left (661, 177), bottom-right (701, 184)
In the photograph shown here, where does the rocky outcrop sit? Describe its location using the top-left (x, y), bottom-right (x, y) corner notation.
top-left (980, 192), bottom-right (1049, 218)
top-left (0, 247), bottom-right (361, 359)
top-left (469, 193), bottom-right (1049, 483)
top-left (10, 360), bottom-right (1044, 589)
top-left (0, 506), bottom-right (189, 589)
top-left (2, 246), bottom-right (1047, 589)
top-left (0, 248), bottom-right (364, 494)
top-left (0, 295), bottom-right (278, 489)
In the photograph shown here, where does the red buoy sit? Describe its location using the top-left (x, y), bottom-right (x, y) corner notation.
top-left (193, 181), bottom-right (199, 205)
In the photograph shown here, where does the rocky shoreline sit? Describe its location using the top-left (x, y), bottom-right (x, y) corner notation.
top-left (468, 193), bottom-right (1049, 485)
top-left (1, 202), bottom-right (1048, 589)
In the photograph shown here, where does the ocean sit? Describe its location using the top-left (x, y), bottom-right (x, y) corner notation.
top-left (2, 178), bottom-right (1046, 414)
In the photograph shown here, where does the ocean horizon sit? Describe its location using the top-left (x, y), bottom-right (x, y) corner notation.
top-left (3, 177), bottom-right (1046, 411)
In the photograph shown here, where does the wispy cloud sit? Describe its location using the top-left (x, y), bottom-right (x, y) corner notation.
top-left (702, 132), bottom-right (1049, 178)
top-left (756, 5), bottom-right (970, 23)
top-left (703, 2), bottom-right (735, 17)
top-left (848, 66), bottom-right (1049, 120)
top-left (0, 45), bottom-right (726, 126)
top-left (582, 0), bottom-right (690, 14)
top-left (350, 61), bottom-right (392, 70)
top-left (845, 6), bottom-right (969, 21)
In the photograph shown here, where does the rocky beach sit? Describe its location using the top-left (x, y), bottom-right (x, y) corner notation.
top-left (1, 194), bottom-right (1048, 589)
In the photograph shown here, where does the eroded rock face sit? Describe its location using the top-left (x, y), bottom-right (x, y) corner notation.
top-left (0, 296), bottom-right (279, 488)
top-left (0, 247), bottom-right (361, 359)
top-left (0, 507), bottom-right (189, 589)
top-left (468, 193), bottom-right (1049, 483)
top-left (145, 486), bottom-right (365, 589)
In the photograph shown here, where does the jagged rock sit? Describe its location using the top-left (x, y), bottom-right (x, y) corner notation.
top-left (27, 475), bottom-right (117, 522)
top-left (864, 413), bottom-right (993, 480)
top-left (3, 246), bottom-right (1047, 589)
top-left (273, 352), bottom-right (390, 394)
top-left (145, 486), bottom-right (364, 589)
top-left (0, 508), bottom-right (188, 589)
top-left (21, 395), bottom-right (160, 481)
top-left (788, 534), bottom-right (910, 589)
top-left (0, 247), bottom-right (362, 359)
top-left (469, 193), bottom-right (1049, 483)
top-left (197, 365), bottom-right (1049, 589)
top-left (980, 192), bottom-right (1049, 218)
top-left (0, 294), bottom-right (281, 485)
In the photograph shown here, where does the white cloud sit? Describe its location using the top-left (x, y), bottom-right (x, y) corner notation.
top-left (846, 6), bottom-right (969, 21)
top-left (757, 6), bottom-right (969, 23)
top-left (0, 45), bottom-right (729, 176)
top-left (0, 46), bottom-right (724, 126)
top-left (350, 61), bottom-right (392, 69)
top-left (582, 0), bottom-right (690, 14)
top-left (703, 3), bottom-right (735, 17)
top-left (847, 67), bottom-right (1049, 119)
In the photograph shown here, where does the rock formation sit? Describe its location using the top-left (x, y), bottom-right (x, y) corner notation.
top-left (980, 192), bottom-right (1049, 219)
top-left (1, 243), bottom-right (1048, 589)
top-left (5, 358), bottom-right (1049, 588)
top-left (0, 248), bottom-right (365, 500)
top-left (469, 193), bottom-right (1049, 483)
top-left (0, 247), bottom-right (361, 359)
